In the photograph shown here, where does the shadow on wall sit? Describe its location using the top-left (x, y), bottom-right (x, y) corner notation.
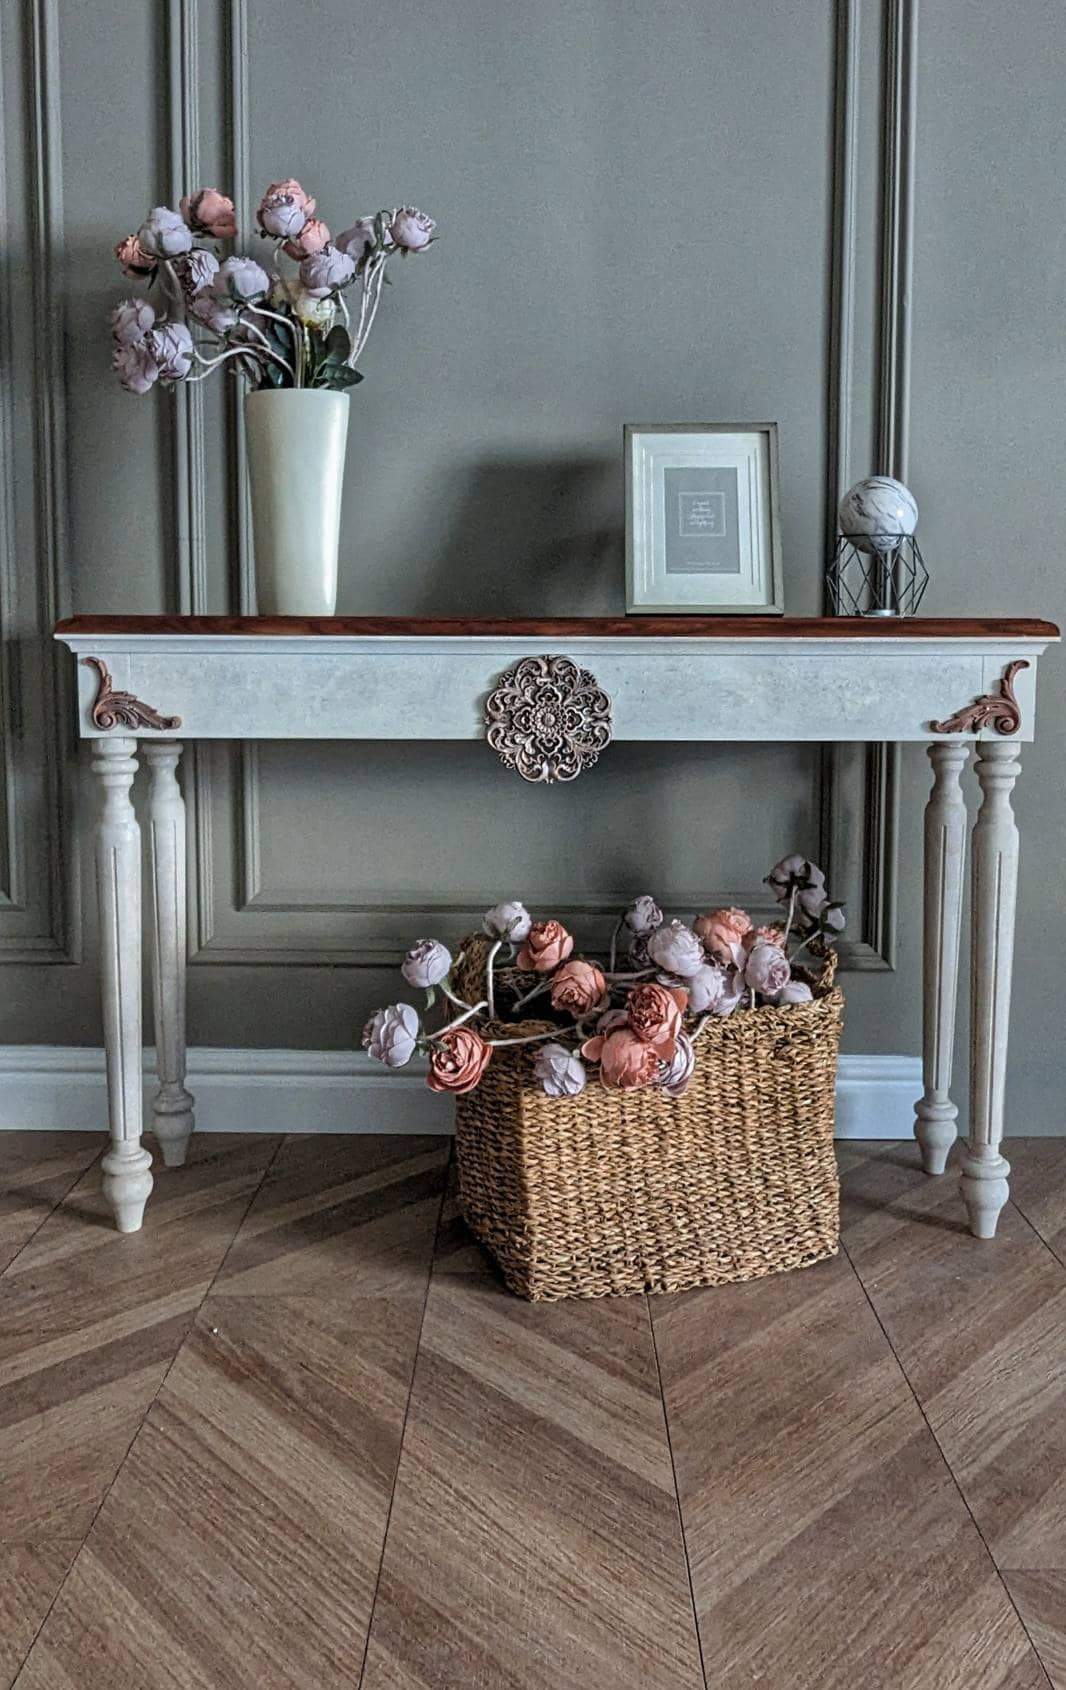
top-left (405, 454), bottom-right (624, 616)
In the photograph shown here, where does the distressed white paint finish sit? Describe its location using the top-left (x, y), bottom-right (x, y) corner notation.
top-left (92, 737), bottom-right (153, 1231)
top-left (58, 633), bottom-right (1051, 744)
top-left (914, 742), bottom-right (969, 1173)
top-left (144, 740), bottom-right (195, 1167)
top-left (961, 741), bottom-right (1021, 1239)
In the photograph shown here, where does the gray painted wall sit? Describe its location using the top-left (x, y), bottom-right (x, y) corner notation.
top-left (1, 0), bottom-right (1062, 1133)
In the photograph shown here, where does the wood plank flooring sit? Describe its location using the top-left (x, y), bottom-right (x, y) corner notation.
top-left (2, 1130), bottom-right (1065, 1688)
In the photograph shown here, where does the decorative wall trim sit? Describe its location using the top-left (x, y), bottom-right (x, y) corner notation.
top-left (0, 1046), bottom-right (922, 1141)
top-left (878, 0), bottom-right (918, 482)
top-left (0, 31), bottom-right (21, 909)
top-left (166, 0), bottom-right (207, 615)
top-left (2, 0), bottom-right (80, 962)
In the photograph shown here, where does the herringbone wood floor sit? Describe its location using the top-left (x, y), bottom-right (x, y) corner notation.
top-left (2, 1131), bottom-right (1065, 1689)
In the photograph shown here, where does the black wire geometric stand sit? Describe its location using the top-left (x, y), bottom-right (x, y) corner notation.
top-left (826, 533), bottom-right (929, 617)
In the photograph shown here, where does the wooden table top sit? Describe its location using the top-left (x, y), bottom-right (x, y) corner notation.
top-left (55, 615), bottom-right (1061, 640)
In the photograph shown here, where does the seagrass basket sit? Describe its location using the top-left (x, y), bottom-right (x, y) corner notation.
top-left (452, 936), bottom-right (844, 1301)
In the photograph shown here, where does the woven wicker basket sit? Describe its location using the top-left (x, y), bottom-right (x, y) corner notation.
top-left (452, 936), bottom-right (844, 1301)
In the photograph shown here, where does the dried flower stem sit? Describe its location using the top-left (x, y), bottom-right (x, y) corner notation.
top-left (484, 939), bottom-right (503, 1020)
top-left (433, 1000), bottom-right (488, 1040)
top-left (439, 979), bottom-right (476, 1012)
top-left (781, 885), bottom-right (798, 948)
top-left (511, 977), bottom-right (551, 1012)
top-left (487, 1029), bottom-right (559, 1049)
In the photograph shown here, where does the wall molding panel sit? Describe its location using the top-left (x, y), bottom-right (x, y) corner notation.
top-left (0, 1045), bottom-right (924, 1141)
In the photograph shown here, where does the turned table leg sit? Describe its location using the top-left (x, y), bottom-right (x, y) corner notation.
top-left (92, 738), bottom-right (153, 1232)
top-left (961, 740), bottom-right (1020, 1239)
top-left (144, 740), bottom-right (195, 1167)
top-left (915, 743), bottom-right (968, 1173)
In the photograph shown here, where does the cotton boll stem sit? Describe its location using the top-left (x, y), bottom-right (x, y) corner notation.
top-left (484, 938), bottom-right (502, 1020)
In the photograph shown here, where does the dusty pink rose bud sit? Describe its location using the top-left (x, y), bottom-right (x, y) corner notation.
top-left (743, 924), bottom-right (786, 952)
top-left (362, 1003), bottom-right (420, 1067)
top-left (214, 254), bottom-right (270, 301)
top-left (516, 920), bottom-right (574, 974)
top-left (299, 244), bottom-right (356, 298)
top-left (390, 205), bottom-right (436, 252)
top-left (693, 906), bottom-right (753, 963)
top-left (138, 205), bottom-right (193, 258)
top-left (580, 1027), bottom-right (660, 1090)
top-left (257, 177), bottom-right (316, 239)
top-left (427, 1026), bottom-right (492, 1094)
top-left (624, 895), bottom-right (663, 936)
top-left (283, 217), bottom-right (332, 260)
top-left (114, 233), bottom-right (155, 276)
top-left (400, 939), bottom-right (452, 989)
top-left (111, 298), bottom-right (155, 346)
top-left (180, 188), bottom-right (237, 241)
top-left (646, 920), bottom-right (704, 979)
top-left (146, 322), bottom-right (193, 382)
top-left (744, 942), bottom-right (791, 998)
top-left (534, 1042), bottom-right (587, 1098)
top-left (550, 959), bottom-right (606, 1016)
top-left (660, 1032), bottom-right (695, 1099)
top-left (627, 982), bottom-right (686, 1055)
top-left (483, 900), bottom-right (532, 942)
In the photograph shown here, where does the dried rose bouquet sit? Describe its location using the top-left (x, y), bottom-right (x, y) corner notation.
top-left (362, 855), bottom-right (845, 1099)
top-left (110, 180), bottom-right (435, 395)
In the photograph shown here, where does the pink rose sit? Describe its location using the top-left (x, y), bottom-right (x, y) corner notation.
top-left (283, 218), bottom-right (332, 260)
top-left (427, 1026), bottom-right (492, 1094)
top-left (744, 942), bottom-right (791, 998)
top-left (516, 920), bottom-right (574, 973)
top-left (580, 1027), bottom-right (660, 1091)
top-left (646, 920), bottom-right (704, 979)
top-left (743, 924), bottom-right (785, 952)
top-left (114, 234), bottom-right (155, 276)
top-left (686, 963), bottom-right (727, 1014)
top-left (626, 982), bottom-right (686, 1056)
top-left (180, 188), bottom-right (237, 241)
top-left (550, 959), bottom-right (606, 1015)
top-left (694, 907), bottom-right (753, 963)
top-left (390, 205), bottom-right (436, 252)
top-left (257, 178), bottom-right (315, 239)
top-left (534, 1042), bottom-right (587, 1098)
top-left (299, 244), bottom-right (356, 298)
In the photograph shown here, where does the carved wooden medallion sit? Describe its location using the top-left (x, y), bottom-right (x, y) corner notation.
top-left (485, 654), bottom-right (612, 783)
top-left (85, 656), bottom-right (182, 732)
top-left (930, 659), bottom-right (1029, 736)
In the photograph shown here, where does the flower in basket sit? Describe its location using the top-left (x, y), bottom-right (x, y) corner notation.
top-left (516, 919), bottom-right (574, 973)
top-left (627, 982), bottom-right (686, 1056)
top-left (427, 1026), bottom-right (492, 1093)
top-left (483, 900), bottom-right (533, 942)
top-left (401, 939), bottom-right (452, 989)
top-left (550, 960), bottom-right (606, 1016)
top-left (686, 962), bottom-right (730, 1015)
top-left (362, 1003), bottom-right (420, 1067)
top-left (743, 941), bottom-right (791, 999)
top-left (580, 1026), bottom-right (661, 1090)
top-left (646, 919), bottom-right (704, 978)
top-left (694, 906), bottom-right (752, 963)
top-left (534, 1042), bottom-right (587, 1097)
top-left (660, 1032), bottom-right (695, 1098)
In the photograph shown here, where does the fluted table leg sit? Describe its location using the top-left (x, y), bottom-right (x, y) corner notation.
top-left (145, 740), bottom-right (195, 1167)
top-left (961, 740), bottom-right (1020, 1239)
top-left (92, 737), bottom-right (153, 1232)
top-left (914, 743), bottom-right (968, 1173)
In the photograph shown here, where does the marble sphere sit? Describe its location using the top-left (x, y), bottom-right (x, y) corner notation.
top-left (837, 476), bottom-right (918, 553)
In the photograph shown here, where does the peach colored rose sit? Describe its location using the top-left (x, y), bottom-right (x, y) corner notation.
top-left (580, 1027), bottom-right (660, 1090)
top-left (694, 906), bottom-right (753, 963)
top-left (550, 959), bottom-right (606, 1015)
top-left (626, 982), bottom-right (687, 1056)
top-left (516, 919), bottom-right (574, 973)
top-left (114, 234), bottom-right (155, 276)
top-left (180, 188), bottom-right (237, 240)
top-left (743, 924), bottom-right (785, 952)
top-left (427, 1026), bottom-right (492, 1094)
top-left (283, 217), bottom-right (332, 260)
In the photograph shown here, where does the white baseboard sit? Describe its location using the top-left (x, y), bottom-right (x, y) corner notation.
top-left (0, 1046), bottom-right (921, 1140)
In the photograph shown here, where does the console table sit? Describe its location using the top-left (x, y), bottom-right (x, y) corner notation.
top-left (54, 615), bottom-right (1059, 1239)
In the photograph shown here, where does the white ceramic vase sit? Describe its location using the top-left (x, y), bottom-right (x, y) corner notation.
top-left (244, 389), bottom-right (350, 616)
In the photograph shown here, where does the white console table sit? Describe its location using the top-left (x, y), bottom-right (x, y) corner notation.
top-left (54, 614), bottom-right (1058, 1239)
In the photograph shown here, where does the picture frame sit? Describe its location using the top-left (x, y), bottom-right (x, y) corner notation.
top-left (625, 422), bottom-right (784, 614)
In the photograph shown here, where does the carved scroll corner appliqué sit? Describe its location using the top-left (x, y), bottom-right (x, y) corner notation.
top-left (84, 656), bottom-right (182, 733)
top-left (929, 659), bottom-right (1029, 738)
top-left (484, 653), bottom-right (613, 783)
